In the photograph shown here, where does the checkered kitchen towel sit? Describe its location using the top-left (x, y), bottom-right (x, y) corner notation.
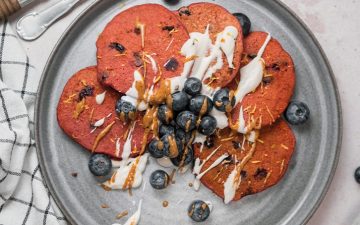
top-left (0, 21), bottom-right (66, 225)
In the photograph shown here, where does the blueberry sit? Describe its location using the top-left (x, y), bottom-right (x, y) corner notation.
top-left (159, 124), bottom-right (175, 137)
top-left (176, 129), bottom-right (192, 143)
top-left (161, 134), bottom-right (183, 158)
top-left (284, 101), bottom-right (310, 125)
top-left (184, 77), bottom-right (202, 96)
top-left (176, 111), bottom-right (197, 132)
top-left (213, 88), bottom-right (236, 112)
top-left (198, 115), bottom-right (217, 135)
top-left (188, 200), bottom-right (210, 222)
top-left (88, 154), bottom-right (112, 176)
top-left (109, 42), bottom-right (126, 53)
top-left (147, 139), bottom-right (164, 158)
top-left (149, 170), bottom-right (170, 189)
top-left (189, 95), bottom-right (213, 115)
top-left (204, 135), bottom-right (215, 148)
top-left (164, 57), bottom-right (179, 71)
top-left (115, 98), bottom-right (136, 122)
top-left (164, 0), bottom-right (180, 5)
top-left (79, 85), bottom-right (94, 100)
top-left (233, 13), bottom-right (251, 37)
top-left (171, 145), bottom-right (194, 167)
top-left (157, 104), bottom-right (173, 124)
top-left (170, 91), bottom-right (189, 112)
top-left (355, 167), bottom-right (360, 184)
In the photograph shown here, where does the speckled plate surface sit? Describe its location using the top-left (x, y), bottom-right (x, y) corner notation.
top-left (35, 0), bottom-right (342, 224)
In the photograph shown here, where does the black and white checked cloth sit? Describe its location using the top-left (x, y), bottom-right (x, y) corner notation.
top-left (0, 21), bottom-right (67, 225)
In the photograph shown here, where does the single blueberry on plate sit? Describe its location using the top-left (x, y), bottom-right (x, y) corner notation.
top-left (159, 124), bottom-right (175, 137)
top-left (147, 138), bottom-right (164, 159)
top-left (171, 145), bottom-right (194, 167)
top-left (284, 101), bottom-right (310, 125)
top-left (233, 13), bottom-right (251, 37)
top-left (79, 85), bottom-right (94, 100)
top-left (158, 104), bottom-right (173, 124)
top-left (355, 167), bottom-right (360, 184)
top-left (189, 95), bottom-right (213, 115)
top-left (176, 129), bottom-right (192, 143)
top-left (188, 200), bottom-right (210, 222)
top-left (184, 77), bottom-right (202, 96)
top-left (171, 91), bottom-right (189, 112)
top-left (88, 154), bottom-right (112, 176)
top-left (176, 111), bottom-right (197, 132)
top-left (150, 170), bottom-right (170, 189)
top-left (115, 98), bottom-right (136, 122)
top-left (161, 134), bottom-right (183, 158)
top-left (213, 88), bottom-right (236, 112)
top-left (198, 115), bottom-right (217, 135)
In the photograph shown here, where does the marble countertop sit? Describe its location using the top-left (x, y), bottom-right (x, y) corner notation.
top-left (9, 0), bottom-right (360, 224)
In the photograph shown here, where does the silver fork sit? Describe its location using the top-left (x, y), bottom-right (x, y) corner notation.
top-left (16, 0), bottom-right (81, 41)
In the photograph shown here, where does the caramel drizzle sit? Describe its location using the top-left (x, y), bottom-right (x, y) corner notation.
top-left (92, 121), bottom-right (116, 152)
top-left (122, 156), bottom-right (141, 192)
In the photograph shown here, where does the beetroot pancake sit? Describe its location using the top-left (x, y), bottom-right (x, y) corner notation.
top-left (96, 4), bottom-right (189, 94)
top-left (194, 119), bottom-right (295, 201)
top-left (57, 66), bottom-right (150, 159)
top-left (176, 2), bottom-right (243, 88)
top-left (230, 32), bottom-right (296, 128)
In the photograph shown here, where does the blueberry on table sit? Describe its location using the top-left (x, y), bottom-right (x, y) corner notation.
top-left (184, 77), bottom-right (202, 96)
top-left (171, 145), bottom-right (194, 167)
top-left (213, 88), bottom-right (235, 112)
top-left (159, 124), bottom-right (175, 137)
top-left (161, 134), bottom-right (183, 158)
top-left (233, 13), bottom-right (251, 37)
top-left (189, 95), bottom-right (213, 115)
top-left (176, 111), bottom-right (197, 132)
top-left (198, 115), bottom-right (217, 136)
top-left (355, 167), bottom-right (360, 183)
top-left (158, 104), bottom-right (173, 124)
top-left (188, 200), bottom-right (210, 222)
top-left (150, 170), bottom-right (170, 190)
top-left (115, 98), bottom-right (136, 122)
top-left (284, 101), bottom-right (310, 125)
top-left (88, 154), bottom-right (112, 177)
top-left (170, 91), bottom-right (189, 112)
top-left (147, 138), bottom-right (164, 159)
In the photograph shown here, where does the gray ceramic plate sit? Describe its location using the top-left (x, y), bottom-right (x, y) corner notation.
top-left (35, 0), bottom-right (342, 224)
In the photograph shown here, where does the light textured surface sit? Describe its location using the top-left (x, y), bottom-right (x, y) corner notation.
top-left (8, 0), bottom-right (360, 224)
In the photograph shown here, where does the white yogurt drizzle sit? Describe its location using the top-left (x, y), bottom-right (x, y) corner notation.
top-left (122, 199), bottom-right (143, 225)
top-left (223, 165), bottom-right (241, 204)
top-left (193, 145), bottom-right (228, 191)
top-left (95, 91), bottom-right (106, 105)
top-left (90, 113), bottom-right (112, 133)
top-left (103, 153), bottom-right (149, 190)
top-left (121, 70), bottom-right (148, 111)
top-left (115, 138), bottom-right (121, 158)
top-left (192, 132), bottom-right (207, 153)
top-left (209, 108), bottom-right (229, 129)
top-left (144, 54), bottom-right (158, 74)
top-left (234, 33), bottom-right (271, 133)
top-left (121, 122), bottom-right (136, 166)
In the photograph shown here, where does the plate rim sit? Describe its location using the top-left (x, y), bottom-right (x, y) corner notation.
top-left (35, 0), bottom-right (343, 224)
